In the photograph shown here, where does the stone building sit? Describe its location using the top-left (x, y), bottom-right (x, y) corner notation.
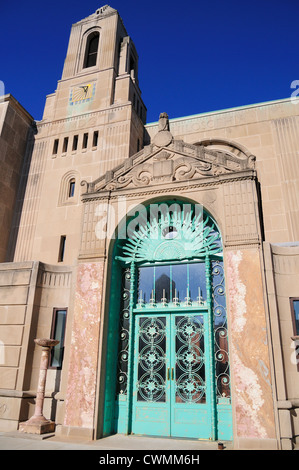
top-left (0, 5), bottom-right (299, 450)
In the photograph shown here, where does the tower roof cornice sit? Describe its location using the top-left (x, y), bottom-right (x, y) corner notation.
top-left (73, 5), bottom-right (118, 26)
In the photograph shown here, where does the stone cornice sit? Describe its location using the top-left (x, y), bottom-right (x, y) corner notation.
top-left (35, 101), bottom-right (132, 131)
top-left (81, 167), bottom-right (256, 203)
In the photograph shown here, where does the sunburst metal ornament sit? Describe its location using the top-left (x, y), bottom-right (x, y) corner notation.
top-left (116, 205), bottom-right (222, 263)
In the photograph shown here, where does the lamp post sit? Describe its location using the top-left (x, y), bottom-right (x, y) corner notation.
top-left (19, 338), bottom-right (59, 435)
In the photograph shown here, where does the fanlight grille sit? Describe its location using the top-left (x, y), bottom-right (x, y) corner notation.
top-left (116, 205), bottom-right (222, 263)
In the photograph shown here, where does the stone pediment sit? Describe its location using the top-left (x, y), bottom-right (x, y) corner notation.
top-left (82, 113), bottom-right (256, 195)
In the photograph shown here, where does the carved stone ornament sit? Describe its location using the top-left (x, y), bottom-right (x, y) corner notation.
top-left (153, 112), bottom-right (173, 147)
top-left (81, 112), bottom-right (256, 195)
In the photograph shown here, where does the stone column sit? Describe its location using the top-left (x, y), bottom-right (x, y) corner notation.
top-left (19, 338), bottom-right (59, 435)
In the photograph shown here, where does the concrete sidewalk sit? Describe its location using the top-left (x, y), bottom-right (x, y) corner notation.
top-left (0, 431), bottom-right (232, 451)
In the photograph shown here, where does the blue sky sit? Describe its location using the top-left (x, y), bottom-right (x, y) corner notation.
top-left (1, 0), bottom-right (298, 123)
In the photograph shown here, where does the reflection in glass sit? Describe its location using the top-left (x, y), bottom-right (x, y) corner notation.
top-left (155, 265), bottom-right (172, 302)
top-left (172, 264), bottom-right (187, 304)
top-left (138, 266), bottom-right (154, 304)
top-left (50, 310), bottom-right (67, 368)
top-left (189, 263), bottom-right (206, 303)
top-left (293, 300), bottom-right (299, 335)
top-left (137, 262), bottom-right (207, 307)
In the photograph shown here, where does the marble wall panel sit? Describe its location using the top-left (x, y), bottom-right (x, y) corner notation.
top-left (226, 248), bottom-right (276, 440)
top-left (64, 261), bottom-right (104, 429)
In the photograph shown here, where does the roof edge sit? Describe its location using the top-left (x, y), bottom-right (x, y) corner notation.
top-left (145, 97), bottom-right (293, 127)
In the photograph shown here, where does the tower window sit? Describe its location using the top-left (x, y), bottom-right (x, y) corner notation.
top-left (63, 137), bottom-right (69, 153)
top-left (83, 133), bottom-right (88, 149)
top-left (93, 131), bottom-right (99, 147)
top-left (68, 179), bottom-right (75, 198)
top-left (84, 32), bottom-right (99, 68)
top-left (72, 135), bottom-right (78, 151)
top-left (53, 139), bottom-right (59, 155)
top-left (58, 236), bottom-right (66, 262)
top-left (130, 56), bottom-right (136, 79)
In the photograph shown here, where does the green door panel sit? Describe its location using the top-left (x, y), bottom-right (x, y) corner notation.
top-left (131, 312), bottom-right (217, 439)
top-left (170, 313), bottom-right (211, 439)
top-left (132, 315), bottom-right (170, 436)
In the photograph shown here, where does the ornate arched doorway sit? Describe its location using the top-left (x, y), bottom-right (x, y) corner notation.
top-left (102, 200), bottom-right (232, 441)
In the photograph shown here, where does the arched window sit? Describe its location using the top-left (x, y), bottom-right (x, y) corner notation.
top-left (68, 178), bottom-right (75, 198)
top-left (58, 171), bottom-right (79, 206)
top-left (84, 32), bottom-right (99, 68)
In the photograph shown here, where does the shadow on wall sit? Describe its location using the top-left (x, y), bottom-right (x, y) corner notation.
top-left (5, 122), bottom-right (37, 262)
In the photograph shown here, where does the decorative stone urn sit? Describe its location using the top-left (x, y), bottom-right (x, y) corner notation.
top-left (19, 338), bottom-right (59, 435)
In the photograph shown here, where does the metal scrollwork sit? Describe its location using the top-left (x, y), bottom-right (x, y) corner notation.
top-left (137, 317), bottom-right (167, 402)
top-left (175, 316), bottom-right (206, 403)
top-left (212, 260), bottom-right (231, 401)
top-left (116, 269), bottom-right (131, 395)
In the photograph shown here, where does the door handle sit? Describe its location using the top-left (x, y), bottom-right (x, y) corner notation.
top-left (167, 368), bottom-right (174, 380)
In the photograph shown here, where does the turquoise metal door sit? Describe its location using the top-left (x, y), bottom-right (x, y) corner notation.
top-left (132, 314), bottom-right (170, 436)
top-left (170, 313), bottom-right (211, 439)
top-left (132, 311), bottom-right (213, 439)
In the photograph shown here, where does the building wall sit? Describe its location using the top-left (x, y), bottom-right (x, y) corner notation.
top-left (53, 134), bottom-right (278, 448)
top-left (0, 95), bottom-right (34, 262)
top-left (0, 5), bottom-right (299, 450)
top-left (263, 242), bottom-right (299, 449)
top-left (145, 99), bottom-right (299, 244)
top-left (0, 261), bottom-right (39, 431)
top-left (0, 261), bottom-right (73, 432)
top-left (11, 7), bottom-right (145, 266)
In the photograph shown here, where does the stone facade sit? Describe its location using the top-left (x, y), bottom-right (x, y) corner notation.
top-left (0, 5), bottom-right (299, 450)
top-left (0, 95), bottom-right (34, 262)
top-left (10, 5), bottom-right (145, 266)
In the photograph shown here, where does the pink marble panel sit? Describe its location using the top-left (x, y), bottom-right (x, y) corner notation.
top-left (64, 261), bottom-right (104, 429)
top-left (226, 249), bottom-right (276, 440)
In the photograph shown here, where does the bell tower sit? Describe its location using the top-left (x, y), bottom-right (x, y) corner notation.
top-left (43, 4), bottom-right (146, 149)
top-left (12, 6), bottom-right (146, 265)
